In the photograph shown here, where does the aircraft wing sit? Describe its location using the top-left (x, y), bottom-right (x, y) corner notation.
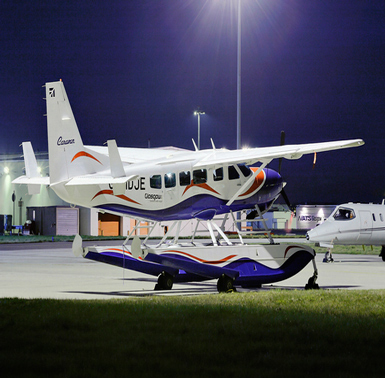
top-left (193, 139), bottom-right (364, 168)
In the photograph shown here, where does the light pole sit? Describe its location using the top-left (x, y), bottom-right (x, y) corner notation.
top-left (194, 110), bottom-right (205, 150)
top-left (236, 0), bottom-right (241, 150)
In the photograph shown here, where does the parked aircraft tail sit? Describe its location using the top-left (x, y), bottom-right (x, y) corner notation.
top-left (45, 80), bottom-right (107, 185)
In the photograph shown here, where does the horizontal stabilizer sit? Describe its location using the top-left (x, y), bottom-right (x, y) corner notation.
top-left (12, 142), bottom-right (50, 194)
top-left (12, 176), bottom-right (50, 186)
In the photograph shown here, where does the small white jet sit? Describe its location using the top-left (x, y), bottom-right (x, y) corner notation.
top-left (13, 80), bottom-right (365, 291)
top-left (307, 202), bottom-right (385, 262)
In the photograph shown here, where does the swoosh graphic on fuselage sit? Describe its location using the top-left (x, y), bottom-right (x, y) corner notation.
top-left (182, 180), bottom-right (220, 196)
top-left (92, 189), bottom-right (141, 205)
top-left (71, 151), bottom-right (103, 165)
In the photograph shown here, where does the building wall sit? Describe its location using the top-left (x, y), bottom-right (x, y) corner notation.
top-left (0, 159), bottom-right (67, 225)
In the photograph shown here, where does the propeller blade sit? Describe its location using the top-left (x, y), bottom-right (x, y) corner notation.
top-left (278, 130), bottom-right (285, 174)
top-left (280, 187), bottom-right (292, 211)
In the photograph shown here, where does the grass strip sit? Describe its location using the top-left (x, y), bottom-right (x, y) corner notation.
top-left (1, 290), bottom-right (385, 377)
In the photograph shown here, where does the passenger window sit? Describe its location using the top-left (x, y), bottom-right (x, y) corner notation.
top-left (193, 169), bottom-right (207, 184)
top-left (150, 175), bottom-right (162, 189)
top-left (228, 165), bottom-right (239, 180)
top-left (333, 207), bottom-right (355, 220)
top-left (380, 214), bottom-right (383, 222)
top-left (179, 171), bottom-right (191, 186)
top-left (372, 213), bottom-right (376, 222)
top-left (164, 173), bottom-right (176, 188)
top-left (238, 164), bottom-right (252, 177)
top-left (213, 167), bottom-right (223, 181)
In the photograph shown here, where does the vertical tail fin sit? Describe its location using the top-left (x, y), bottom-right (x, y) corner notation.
top-left (46, 80), bottom-right (105, 184)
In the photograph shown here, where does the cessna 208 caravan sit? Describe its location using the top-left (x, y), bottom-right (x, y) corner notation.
top-left (13, 80), bottom-right (364, 291)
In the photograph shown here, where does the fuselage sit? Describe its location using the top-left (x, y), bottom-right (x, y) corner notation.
top-left (307, 203), bottom-right (385, 246)
top-left (52, 149), bottom-right (283, 221)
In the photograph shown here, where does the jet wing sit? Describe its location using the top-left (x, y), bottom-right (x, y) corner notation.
top-left (193, 139), bottom-right (364, 168)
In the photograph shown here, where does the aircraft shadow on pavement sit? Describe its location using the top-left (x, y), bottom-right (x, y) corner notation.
top-left (64, 282), bottom-right (362, 298)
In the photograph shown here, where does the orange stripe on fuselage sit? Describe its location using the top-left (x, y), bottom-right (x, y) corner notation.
top-left (71, 151), bottom-right (102, 165)
top-left (92, 190), bottom-right (141, 205)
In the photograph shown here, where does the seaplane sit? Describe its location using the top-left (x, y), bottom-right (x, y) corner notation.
top-left (307, 202), bottom-right (385, 262)
top-left (13, 80), bottom-right (365, 292)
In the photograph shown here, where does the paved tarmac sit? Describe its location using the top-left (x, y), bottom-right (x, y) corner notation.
top-left (1, 240), bottom-right (385, 299)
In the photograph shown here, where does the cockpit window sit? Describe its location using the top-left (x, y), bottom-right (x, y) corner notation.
top-left (228, 166), bottom-right (239, 180)
top-left (333, 207), bottom-right (355, 221)
top-left (238, 164), bottom-right (252, 177)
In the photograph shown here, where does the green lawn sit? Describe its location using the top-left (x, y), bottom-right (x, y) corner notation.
top-left (1, 291), bottom-right (385, 377)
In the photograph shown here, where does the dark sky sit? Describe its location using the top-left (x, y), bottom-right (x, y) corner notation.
top-left (1, 0), bottom-right (384, 205)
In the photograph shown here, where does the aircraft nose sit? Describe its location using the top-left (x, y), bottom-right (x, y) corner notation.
top-left (265, 168), bottom-right (283, 188)
top-left (307, 228), bottom-right (317, 242)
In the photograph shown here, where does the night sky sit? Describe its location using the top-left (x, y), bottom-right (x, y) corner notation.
top-left (1, 0), bottom-right (384, 205)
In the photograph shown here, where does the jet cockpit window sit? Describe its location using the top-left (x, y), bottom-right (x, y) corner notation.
top-left (213, 167), bottom-right (223, 181)
top-left (333, 207), bottom-right (355, 221)
top-left (179, 171), bottom-right (191, 186)
top-left (193, 169), bottom-right (207, 184)
top-left (238, 164), bottom-right (252, 177)
top-left (165, 173), bottom-right (176, 188)
top-left (228, 165), bottom-right (239, 180)
top-left (150, 175), bottom-right (162, 189)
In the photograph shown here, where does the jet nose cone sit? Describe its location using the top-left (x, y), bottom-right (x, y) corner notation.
top-left (307, 228), bottom-right (317, 242)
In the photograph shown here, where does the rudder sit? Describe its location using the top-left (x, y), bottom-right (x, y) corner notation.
top-left (45, 80), bottom-right (106, 184)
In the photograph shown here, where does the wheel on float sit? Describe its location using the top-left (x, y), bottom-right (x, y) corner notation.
top-left (217, 275), bottom-right (235, 293)
top-left (155, 272), bottom-right (173, 290)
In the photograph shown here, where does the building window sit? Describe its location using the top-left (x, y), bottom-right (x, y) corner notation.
top-left (150, 175), bottom-right (162, 189)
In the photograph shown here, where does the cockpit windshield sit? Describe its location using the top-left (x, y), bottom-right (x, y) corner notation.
top-left (333, 207), bottom-right (355, 221)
